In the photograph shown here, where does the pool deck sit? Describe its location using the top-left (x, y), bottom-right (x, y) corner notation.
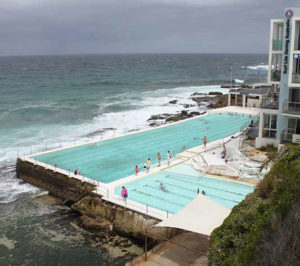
top-left (19, 106), bottom-right (261, 221)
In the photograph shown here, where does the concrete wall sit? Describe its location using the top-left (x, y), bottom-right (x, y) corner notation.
top-left (255, 137), bottom-right (280, 148)
top-left (72, 196), bottom-right (181, 242)
top-left (16, 158), bottom-right (180, 242)
top-left (16, 158), bottom-right (96, 201)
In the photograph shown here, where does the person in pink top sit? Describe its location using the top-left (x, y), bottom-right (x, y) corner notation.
top-left (121, 186), bottom-right (128, 201)
top-left (135, 165), bottom-right (139, 176)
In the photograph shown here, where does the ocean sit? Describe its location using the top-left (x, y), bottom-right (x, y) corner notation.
top-left (0, 54), bottom-right (267, 265)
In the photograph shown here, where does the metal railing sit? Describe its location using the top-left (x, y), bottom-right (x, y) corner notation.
top-left (282, 100), bottom-right (300, 115)
top-left (261, 96), bottom-right (279, 110)
top-left (280, 132), bottom-right (294, 143)
top-left (292, 73), bottom-right (300, 84)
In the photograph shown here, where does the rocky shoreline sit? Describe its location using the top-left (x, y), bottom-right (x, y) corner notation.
top-left (147, 91), bottom-right (228, 126)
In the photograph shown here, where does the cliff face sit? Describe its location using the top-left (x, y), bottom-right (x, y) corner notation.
top-left (208, 145), bottom-right (300, 266)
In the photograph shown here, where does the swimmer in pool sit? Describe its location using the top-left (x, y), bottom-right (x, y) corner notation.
top-left (160, 182), bottom-right (168, 192)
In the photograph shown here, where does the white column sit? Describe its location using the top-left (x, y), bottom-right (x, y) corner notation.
top-left (258, 112), bottom-right (264, 138)
top-left (228, 93), bottom-right (231, 106)
top-left (235, 94), bottom-right (238, 106)
top-left (242, 95), bottom-right (246, 108)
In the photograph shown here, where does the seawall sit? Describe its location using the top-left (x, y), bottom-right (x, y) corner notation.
top-left (16, 158), bottom-right (96, 201)
top-left (16, 158), bottom-right (180, 242)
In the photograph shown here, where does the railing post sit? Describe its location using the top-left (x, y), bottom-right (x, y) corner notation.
top-left (145, 227), bottom-right (148, 261)
top-left (146, 204), bottom-right (148, 214)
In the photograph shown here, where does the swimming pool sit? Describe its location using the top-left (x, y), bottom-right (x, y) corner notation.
top-left (33, 113), bottom-right (253, 183)
top-left (115, 164), bottom-right (254, 213)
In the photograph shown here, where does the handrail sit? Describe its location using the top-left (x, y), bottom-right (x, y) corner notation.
top-left (282, 100), bottom-right (300, 114)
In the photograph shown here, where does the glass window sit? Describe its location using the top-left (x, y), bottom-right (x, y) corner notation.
top-left (294, 21), bottom-right (300, 51)
top-left (291, 56), bottom-right (300, 84)
top-left (271, 54), bottom-right (282, 82)
top-left (263, 114), bottom-right (277, 139)
top-left (272, 22), bottom-right (283, 51)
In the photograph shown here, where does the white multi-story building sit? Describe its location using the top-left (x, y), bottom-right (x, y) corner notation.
top-left (255, 7), bottom-right (300, 148)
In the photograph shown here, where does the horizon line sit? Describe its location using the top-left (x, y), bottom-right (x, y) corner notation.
top-left (0, 52), bottom-right (268, 58)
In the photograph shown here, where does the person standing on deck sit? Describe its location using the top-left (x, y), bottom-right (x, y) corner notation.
top-left (145, 158), bottom-right (151, 172)
top-left (157, 152), bottom-right (161, 166)
top-left (121, 186), bottom-right (128, 201)
top-left (135, 165), bottom-right (139, 176)
top-left (166, 151), bottom-right (171, 165)
top-left (203, 136), bottom-right (207, 149)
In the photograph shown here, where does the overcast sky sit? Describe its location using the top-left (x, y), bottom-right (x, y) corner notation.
top-left (0, 0), bottom-right (298, 56)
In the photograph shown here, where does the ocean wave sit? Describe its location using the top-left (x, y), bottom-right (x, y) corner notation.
top-left (242, 65), bottom-right (268, 71)
top-left (0, 165), bottom-right (43, 204)
top-left (0, 84), bottom-right (227, 166)
top-left (234, 79), bottom-right (244, 84)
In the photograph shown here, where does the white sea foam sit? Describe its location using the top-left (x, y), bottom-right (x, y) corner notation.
top-left (242, 65), bottom-right (269, 71)
top-left (234, 79), bottom-right (245, 84)
top-left (0, 165), bottom-right (43, 204)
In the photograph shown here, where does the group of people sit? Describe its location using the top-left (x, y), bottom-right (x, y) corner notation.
top-left (121, 180), bottom-right (168, 201)
top-left (134, 151), bottom-right (172, 176)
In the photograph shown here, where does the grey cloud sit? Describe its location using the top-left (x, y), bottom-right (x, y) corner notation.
top-left (0, 0), bottom-right (298, 55)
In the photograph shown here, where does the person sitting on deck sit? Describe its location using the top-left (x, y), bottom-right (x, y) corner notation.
top-left (221, 144), bottom-right (226, 159)
top-left (121, 186), bottom-right (128, 201)
top-left (160, 182), bottom-right (168, 192)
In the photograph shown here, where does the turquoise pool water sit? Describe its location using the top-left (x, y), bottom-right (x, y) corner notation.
top-left (33, 113), bottom-right (252, 183)
top-left (115, 164), bottom-right (254, 213)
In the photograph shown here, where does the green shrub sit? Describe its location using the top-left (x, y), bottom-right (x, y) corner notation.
top-left (208, 145), bottom-right (300, 265)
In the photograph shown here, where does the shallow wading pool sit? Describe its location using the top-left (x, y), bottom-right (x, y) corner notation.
top-left (33, 113), bottom-right (253, 183)
top-left (115, 164), bottom-right (254, 213)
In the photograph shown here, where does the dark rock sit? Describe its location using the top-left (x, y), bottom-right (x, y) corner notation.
top-left (79, 215), bottom-right (109, 230)
top-left (189, 111), bottom-right (201, 116)
top-left (191, 92), bottom-right (206, 96)
top-left (149, 122), bottom-right (159, 127)
top-left (147, 113), bottom-right (171, 121)
top-left (84, 128), bottom-right (117, 137)
top-left (208, 91), bottom-right (223, 96)
top-left (191, 96), bottom-right (218, 104)
top-left (182, 103), bottom-right (196, 108)
top-left (166, 114), bottom-right (184, 122)
top-left (169, 100), bottom-right (178, 104)
top-left (181, 110), bottom-right (188, 116)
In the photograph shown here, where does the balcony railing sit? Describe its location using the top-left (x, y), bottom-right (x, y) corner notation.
top-left (282, 100), bottom-right (300, 115)
top-left (261, 97), bottom-right (279, 110)
top-left (271, 69), bottom-right (281, 82)
top-left (292, 73), bottom-right (300, 84)
top-left (280, 132), bottom-right (293, 143)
